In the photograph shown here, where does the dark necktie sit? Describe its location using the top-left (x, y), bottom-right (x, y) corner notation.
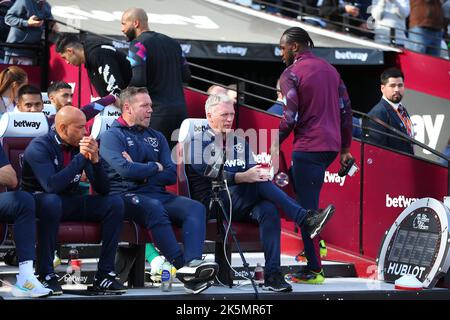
top-left (397, 104), bottom-right (413, 137)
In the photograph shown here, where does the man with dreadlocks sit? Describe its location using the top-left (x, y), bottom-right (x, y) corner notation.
top-left (271, 27), bottom-right (353, 284)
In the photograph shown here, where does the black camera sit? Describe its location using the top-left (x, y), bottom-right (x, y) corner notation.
top-left (338, 158), bottom-right (356, 177)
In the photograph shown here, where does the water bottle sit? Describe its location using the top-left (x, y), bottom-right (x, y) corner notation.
top-left (161, 261), bottom-right (173, 292)
top-left (68, 248), bottom-right (82, 273)
top-left (254, 263), bottom-right (264, 284)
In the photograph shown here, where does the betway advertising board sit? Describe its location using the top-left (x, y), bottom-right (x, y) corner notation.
top-left (362, 145), bottom-right (448, 258)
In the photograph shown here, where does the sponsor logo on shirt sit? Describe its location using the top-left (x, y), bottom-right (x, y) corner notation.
top-left (126, 137), bottom-right (134, 147)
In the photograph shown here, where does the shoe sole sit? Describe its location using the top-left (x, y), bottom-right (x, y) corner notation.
top-left (261, 285), bottom-right (293, 292)
top-left (176, 262), bottom-right (219, 284)
top-left (289, 275), bottom-right (325, 285)
top-left (184, 280), bottom-right (214, 295)
top-left (87, 286), bottom-right (127, 295)
top-left (11, 287), bottom-right (52, 298)
top-left (310, 205), bottom-right (335, 239)
top-left (50, 290), bottom-right (63, 296)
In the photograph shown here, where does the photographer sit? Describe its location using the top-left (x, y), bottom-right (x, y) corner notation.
top-left (187, 94), bottom-right (335, 292)
top-left (4, 0), bottom-right (53, 65)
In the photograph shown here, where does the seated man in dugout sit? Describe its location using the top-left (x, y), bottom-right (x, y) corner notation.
top-left (186, 94), bottom-right (336, 292)
top-left (99, 86), bottom-right (219, 295)
top-left (20, 106), bottom-right (126, 296)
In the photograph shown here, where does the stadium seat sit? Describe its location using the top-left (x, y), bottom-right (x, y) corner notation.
top-left (41, 92), bottom-right (57, 117)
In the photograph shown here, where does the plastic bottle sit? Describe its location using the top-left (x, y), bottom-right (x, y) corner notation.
top-left (68, 249), bottom-right (82, 274)
top-left (254, 263), bottom-right (264, 284)
top-left (161, 261), bottom-right (173, 292)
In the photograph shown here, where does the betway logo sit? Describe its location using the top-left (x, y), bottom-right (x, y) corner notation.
top-left (386, 194), bottom-right (419, 208)
top-left (61, 273), bottom-right (88, 284)
top-left (411, 114), bottom-right (445, 155)
top-left (106, 110), bottom-right (121, 117)
top-left (324, 171), bottom-right (346, 186)
top-left (217, 45), bottom-right (247, 57)
top-left (335, 50), bottom-right (368, 62)
top-left (194, 124), bottom-right (207, 132)
top-left (386, 262), bottom-right (426, 279)
top-left (14, 120), bottom-right (41, 130)
top-left (225, 159), bottom-right (246, 168)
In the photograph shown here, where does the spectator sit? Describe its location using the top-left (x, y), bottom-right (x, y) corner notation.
top-left (0, 0), bottom-right (15, 63)
top-left (121, 8), bottom-right (191, 149)
top-left (363, 67), bottom-right (414, 154)
top-left (370, 0), bottom-right (409, 46)
top-left (319, 0), bottom-right (361, 31)
top-left (0, 65), bottom-right (28, 114)
top-left (265, 0), bottom-right (283, 14)
top-left (55, 34), bottom-right (131, 100)
top-left (267, 79), bottom-right (284, 115)
top-left (4, 0), bottom-right (53, 65)
top-left (405, 0), bottom-right (444, 57)
top-left (15, 84), bottom-right (42, 112)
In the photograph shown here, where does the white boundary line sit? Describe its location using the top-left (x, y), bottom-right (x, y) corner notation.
top-left (203, 0), bottom-right (401, 52)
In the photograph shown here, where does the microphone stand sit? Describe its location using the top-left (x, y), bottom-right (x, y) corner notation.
top-left (208, 172), bottom-right (259, 299)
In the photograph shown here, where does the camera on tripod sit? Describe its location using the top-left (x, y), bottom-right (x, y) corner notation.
top-left (338, 158), bottom-right (358, 177)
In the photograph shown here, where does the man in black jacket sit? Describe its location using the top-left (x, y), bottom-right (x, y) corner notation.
top-left (21, 106), bottom-right (126, 295)
top-left (55, 34), bottom-right (131, 99)
top-left (121, 7), bottom-right (191, 148)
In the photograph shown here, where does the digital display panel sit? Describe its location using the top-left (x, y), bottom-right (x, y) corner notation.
top-left (378, 198), bottom-right (450, 288)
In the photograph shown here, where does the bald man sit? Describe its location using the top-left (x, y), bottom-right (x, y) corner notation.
top-left (21, 106), bottom-right (126, 296)
top-left (121, 8), bottom-right (191, 149)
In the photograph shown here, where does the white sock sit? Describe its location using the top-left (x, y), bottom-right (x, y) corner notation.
top-left (18, 260), bottom-right (34, 278)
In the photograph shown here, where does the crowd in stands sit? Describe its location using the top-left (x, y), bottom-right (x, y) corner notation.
top-left (230, 0), bottom-right (450, 58)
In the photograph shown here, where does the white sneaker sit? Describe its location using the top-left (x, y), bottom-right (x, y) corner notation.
top-left (11, 274), bottom-right (52, 298)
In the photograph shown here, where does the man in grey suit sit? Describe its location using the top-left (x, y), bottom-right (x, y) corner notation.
top-left (364, 68), bottom-right (414, 155)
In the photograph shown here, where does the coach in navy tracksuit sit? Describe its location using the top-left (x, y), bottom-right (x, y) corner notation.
top-left (99, 87), bottom-right (218, 295)
top-left (187, 94), bottom-right (335, 292)
top-left (21, 106), bottom-right (126, 295)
